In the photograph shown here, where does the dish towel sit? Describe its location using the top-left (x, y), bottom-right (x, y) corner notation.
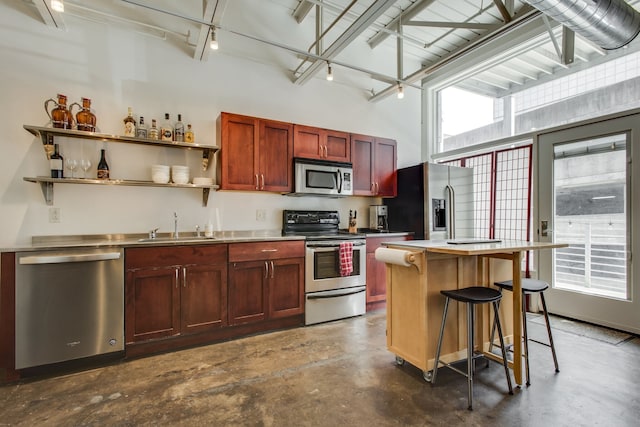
top-left (339, 241), bottom-right (353, 277)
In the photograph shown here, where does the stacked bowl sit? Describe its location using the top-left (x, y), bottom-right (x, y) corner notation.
top-left (151, 165), bottom-right (170, 184)
top-left (171, 165), bottom-right (190, 184)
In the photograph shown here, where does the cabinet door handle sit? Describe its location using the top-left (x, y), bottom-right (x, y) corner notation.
top-left (261, 249), bottom-right (278, 252)
top-left (255, 174), bottom-right (259, 190)
top-left (182, 267), bottom-right (187, 287)
top-left (175, 268), bottom-right (179, 289)
top-left (370, 182), bottom-right (375, 192)
top-left (264, 261), bottom-right (269, 279)
top-left (261, 174), bottom-right (265, 190)
top-left (270, 261), bottom-right (274, 279)
top-left (324, 145), bottom-right (328, 157)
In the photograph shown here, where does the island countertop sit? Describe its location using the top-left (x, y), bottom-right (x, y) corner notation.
top-left (382, 239), bottom-right (568, 255)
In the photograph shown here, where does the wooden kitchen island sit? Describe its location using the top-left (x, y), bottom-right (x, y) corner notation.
top-left (377, 239), bottom-right (567, 386)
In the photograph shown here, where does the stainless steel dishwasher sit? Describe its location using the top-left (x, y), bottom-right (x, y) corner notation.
top-left (15, 248), bottom-right (124, 369)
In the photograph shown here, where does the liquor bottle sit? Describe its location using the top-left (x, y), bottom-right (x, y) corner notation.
top-left (44, 134), bottom-right (55, 159)
top-left (97, 149), bottom-right (109, 179)
top-left (50, 143), bottom-right (64, 178)
top-left (174, 114), bottom-right (185, 142)
top-left (136, 116), bottom-right (148, 139)
top-left (123, 107), bottom-right (136, 137)
top-left (160, 113), bottom-right (173, 142)
top-left (73, 97), bottom-right (97, 132)
top-left (148, 119), bottom-right (159, 140)
top-left (184, 124), bottom-right (194, 143)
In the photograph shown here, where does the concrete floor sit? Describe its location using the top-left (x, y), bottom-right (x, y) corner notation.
top-left (1, 311), bottom-right (639, 426)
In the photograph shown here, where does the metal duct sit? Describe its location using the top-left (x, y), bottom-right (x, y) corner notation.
top-left (526, 0), bottom-right (640, 49)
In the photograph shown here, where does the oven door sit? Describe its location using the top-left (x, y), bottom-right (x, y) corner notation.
top-left (305, 241), bottom-right (366, 293)
top-left (305, 285), bottom-right (366, 325)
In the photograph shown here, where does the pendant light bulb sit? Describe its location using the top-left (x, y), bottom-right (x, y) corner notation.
top-left (326, 63), bottom-right (333, 81)
top-left (51, 0), bottom-right (64, 12)
top-left (397, 84), bottom-right (404, 99)
top-left (210, 28), bottom-right (219, 50)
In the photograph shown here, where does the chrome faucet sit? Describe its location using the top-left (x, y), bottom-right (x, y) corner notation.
top-left (174, 212), bottom-right (179, 238)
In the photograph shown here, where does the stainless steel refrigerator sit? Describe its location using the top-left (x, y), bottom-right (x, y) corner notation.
top-left (385, 162), bottom-right (474, 240)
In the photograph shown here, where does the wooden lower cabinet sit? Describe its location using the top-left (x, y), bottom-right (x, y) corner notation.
top-left (366, 235), bottom-right (411, 311)
top-left (125, 245), bottom-right (227, 344)
top-left (228, 241), bottom-right (304, 326)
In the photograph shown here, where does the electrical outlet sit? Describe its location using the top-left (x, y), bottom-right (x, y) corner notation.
top-left (256, 209), bottom-right (266, 221)
top-left (49, 207), bottom-right (61, 223)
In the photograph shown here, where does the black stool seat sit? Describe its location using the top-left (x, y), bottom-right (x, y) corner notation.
top-left (494, 278), bottom-right (549, 293)
top-left (441, 287), bottom-right (502, 304)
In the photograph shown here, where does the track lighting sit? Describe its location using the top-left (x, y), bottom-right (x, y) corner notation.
top-left (51, 0), bottom-right (64, 12)
top-left (210, 27), bottom-right (218, 50)
top-left (326, 63), bottom-right (333, 81)
top-left (397, 84), bottom-right (404, 99)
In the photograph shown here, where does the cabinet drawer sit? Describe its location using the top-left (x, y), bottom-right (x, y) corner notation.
top-left (126, 244), bottom-right (228, 269)
top-left (229, 240), bottom-right (304, 262)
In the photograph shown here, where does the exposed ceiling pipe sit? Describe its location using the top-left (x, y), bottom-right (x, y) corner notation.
top-left (525, 0), bottom-right (640, 49)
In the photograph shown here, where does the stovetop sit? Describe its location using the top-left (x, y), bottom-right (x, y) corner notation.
top-left (282, 210), bottom-right (366, 240)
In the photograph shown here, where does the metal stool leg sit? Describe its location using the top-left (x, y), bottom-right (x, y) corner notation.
top-left (521, 294), bottom-right (531, 386)
top-left (466, 303), bottom-right (475, 410)
top-left (488, 289), bottom-right (502, 353)
top-left (540, 292), bottom-right (560, 372)
top-left (492, 300), bottom-right (514, 395)
top-left (430, 297), bottom-right (450, 385)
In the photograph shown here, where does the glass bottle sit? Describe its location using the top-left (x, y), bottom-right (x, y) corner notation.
top-left (148, 119), bottom-right (159, 140)
top-left (136, 116), bottom-right (148, 139)
top-left (174, 114), bottom-right (185, 142)
top-left (97, 149), bottom-right (109, 179)
top-left (73, 97), bottom-right (97, 132)
top-left (123, 107), bottom-right (136, 137)
top-left (44, 134), bottom-right (55, 159)
top-left (44, 93), bottom-right (73, 129)
top-left (161, 113), bottom-right (173, 142)
top-left (50, 143), bottom-right (64, 178)
top-left (184, 124), bottom-right (194, 143)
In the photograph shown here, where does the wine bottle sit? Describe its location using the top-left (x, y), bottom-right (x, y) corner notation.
top-left (136, 116), bottom-right (148, 139)
top-left (184, 124), bottom-right (194, 143)
top-left (174, 113), bottom-right (185, 142)
top-left (149, 119), bottom-right (159, 140)
top-left (50, 143), bottom-right (64, 178)
top-left (160, 113), bottom-right (173, 142)
top-left (123, 107), bottom-right (136, 137)
top-left (97, 149), bottom-right (109, 179)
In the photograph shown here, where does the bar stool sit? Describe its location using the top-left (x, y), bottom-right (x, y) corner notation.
top-left (431, 287), bottom-right (513, 410)
top-left (490, 278), bottom-right (559, 387)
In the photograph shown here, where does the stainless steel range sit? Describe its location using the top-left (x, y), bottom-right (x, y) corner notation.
top-left (283, 210), bottom-right (366, 325)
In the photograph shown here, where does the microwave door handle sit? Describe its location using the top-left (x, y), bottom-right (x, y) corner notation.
top-left (337, 170), bottom-right (343, 193)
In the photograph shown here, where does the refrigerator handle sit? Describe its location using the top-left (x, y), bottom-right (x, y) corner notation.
top-left (445, 184), bottom-right (455, 239)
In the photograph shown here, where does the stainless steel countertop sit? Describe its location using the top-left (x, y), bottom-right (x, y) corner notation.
top-left (3, 230), bottom-right (305, 252)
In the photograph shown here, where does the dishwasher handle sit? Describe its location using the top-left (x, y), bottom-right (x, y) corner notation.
top-left (19, 252), bottom-right (122, 265)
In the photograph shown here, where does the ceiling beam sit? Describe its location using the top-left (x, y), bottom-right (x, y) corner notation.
top-left (368, 0), bottom-right (436, 49)
top-left (32, 0), bottom-right (65, 30)
top-left (493, 0), bottom-right (513, 23)
top-left (194, 0), bottom-right (229, 61)
top-left (293, 0), bottom-right (397, 85)
top-left (293, 0), bottom-right (314, 24)
top-left (404, 21), bottom-right (496, 30)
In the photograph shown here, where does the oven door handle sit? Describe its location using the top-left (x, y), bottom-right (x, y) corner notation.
top-left (307, 287), bottom-right (366, 299)
top-left (306, 242), bottom-right (365, 249)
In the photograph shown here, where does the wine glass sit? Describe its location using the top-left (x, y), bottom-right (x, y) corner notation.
top-left (80, 159), bottom-right (92, 178)
top-left (65, 158), bottom-right (78, 178)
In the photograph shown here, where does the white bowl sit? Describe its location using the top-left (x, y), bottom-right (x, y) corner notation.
top-left (193, 177), bottom-right (213, 186)
top-left (171, 165), bottom-right (190, 184)
top-left (152, 173), bottom-right (170, 184)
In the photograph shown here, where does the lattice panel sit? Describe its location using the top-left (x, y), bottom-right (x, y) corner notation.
top-left (494, 147), bottom-right (532, 241)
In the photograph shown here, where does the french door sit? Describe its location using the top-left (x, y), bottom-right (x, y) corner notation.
top-left (537, 113), bottom-right (639, 334)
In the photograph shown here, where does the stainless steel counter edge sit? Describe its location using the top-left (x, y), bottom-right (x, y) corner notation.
top-left (2, 231), bottom-right (306, 252)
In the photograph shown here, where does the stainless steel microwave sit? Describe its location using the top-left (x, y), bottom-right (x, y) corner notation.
top-left (290, 158), bottom-right (353, 197)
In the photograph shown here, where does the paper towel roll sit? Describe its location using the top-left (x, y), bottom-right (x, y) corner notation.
top-left (375, 247), bottom-right (414, 267)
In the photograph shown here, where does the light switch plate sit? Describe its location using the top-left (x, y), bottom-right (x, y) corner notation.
top-left (49, 207), bottom-right (61, 223)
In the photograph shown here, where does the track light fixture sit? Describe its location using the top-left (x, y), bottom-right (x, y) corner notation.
top-left (51, 0), bottom-right (64, 12)
top-left (326, 62), bottom-right (333, 81)
top-left (397, 84), bottom-right (404, 99)
top-left (210, 27), bottom-right (218, 50)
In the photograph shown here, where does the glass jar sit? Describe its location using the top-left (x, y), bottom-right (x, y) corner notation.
top-left (44, 93), bottom-right (73, 129)
top-left (71, 97), bottom-right (97, 132)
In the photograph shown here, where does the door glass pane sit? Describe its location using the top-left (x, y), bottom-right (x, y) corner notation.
top-left (553, 136), bottom-right (628, 299)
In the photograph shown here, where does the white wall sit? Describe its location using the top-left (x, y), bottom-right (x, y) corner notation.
top-left (0, 2), bottom-right (421, 248)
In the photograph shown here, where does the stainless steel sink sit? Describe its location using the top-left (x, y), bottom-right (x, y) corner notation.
top-left (137, 237), bottom-right (215, 243)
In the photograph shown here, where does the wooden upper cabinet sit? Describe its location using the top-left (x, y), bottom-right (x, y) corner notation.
top-left (219, 112), bottom-right (293, 192)
top-left (293, 124), bottom-right (350, 163)
top-left (351, 133), bottom-right (397, 197)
